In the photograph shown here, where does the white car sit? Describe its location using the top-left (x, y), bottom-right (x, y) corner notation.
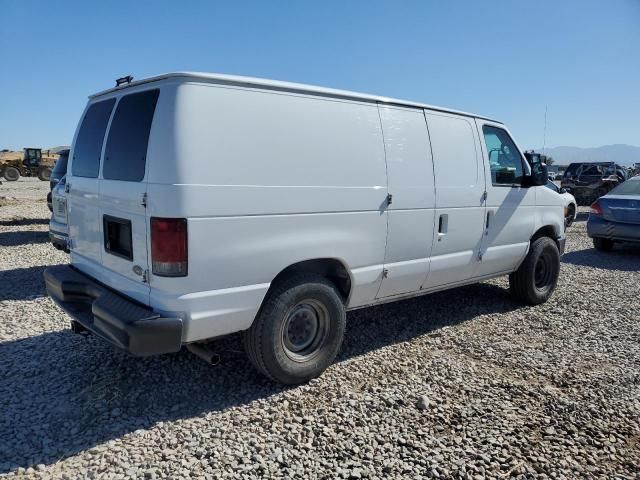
top-left (546, 180), bottom-right (577, 227)
top-left (45, 72), bottom-right (566, 384)
top-left (49, 175), bottom-right (69, 251)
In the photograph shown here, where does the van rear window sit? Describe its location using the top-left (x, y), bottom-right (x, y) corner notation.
top-left (72, 99), bottom-right (115, 178)
top-left (103, 89), bottom-right (159, 182)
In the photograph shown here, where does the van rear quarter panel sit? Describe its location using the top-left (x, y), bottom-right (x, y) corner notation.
top-left (147, 83), bottom-right (388, 341)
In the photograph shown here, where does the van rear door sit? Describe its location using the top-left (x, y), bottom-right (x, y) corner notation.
top-left (98, 89), bottom-right (160, 304)
top-left (67, 98), bottom-right (116, 272)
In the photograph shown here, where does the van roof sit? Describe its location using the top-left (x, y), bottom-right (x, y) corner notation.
top-left (90, 72), bottom-right (501, 123)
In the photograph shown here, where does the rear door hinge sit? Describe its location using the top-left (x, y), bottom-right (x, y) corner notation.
top-left (142, 269), bottom-right (149, 283)
top-left (386, 193), bottom-right (393, 206)
top-left (141, 192), bottom-right (148, 208)
top-left (482, 191), bottom-right (488, 203)
top-left (477, 251), bottom-right (483, 261)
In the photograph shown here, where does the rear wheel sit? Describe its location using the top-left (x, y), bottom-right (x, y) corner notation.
top-left (3, 167), bottom-right (20, 181)
top-left (509, 236), bottom-right (560, 305)
top-left (593, 237), bottom-right (614, 251)
top-left (244, 274), bottom-right (345, 384)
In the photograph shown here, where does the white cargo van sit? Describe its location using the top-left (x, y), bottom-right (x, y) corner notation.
top-left (45, 72), bottom-right (565, 384)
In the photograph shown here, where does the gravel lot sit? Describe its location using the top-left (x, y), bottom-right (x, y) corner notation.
top-left (1, 178), bottom-right (639, 479)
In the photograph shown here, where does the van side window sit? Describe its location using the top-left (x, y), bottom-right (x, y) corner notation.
top-left (103, 89), bottom-right (159, 182)
top-left (482, 126), bottom-right (524, 186)
top-left (71, 99), bottom-right (116, 178)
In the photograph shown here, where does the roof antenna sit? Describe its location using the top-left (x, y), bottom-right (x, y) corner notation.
top-left (542, 105), bottom-right (548, 155)
top-left (115, 75), bottom-right (134, 87)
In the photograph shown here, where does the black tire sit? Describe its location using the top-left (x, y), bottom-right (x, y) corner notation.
top-left (565, 204), bottom-right (575, 228)
top-left (509, 236), bottom-right (560, 305)
top-left (38, 167), bottom-right (52, 181)
top-left (3, 167), bottom-right (20, 181)
top-left (593, 237), bottom-right (614, 251)
top-left (244, 273), bottom-right (346, 384)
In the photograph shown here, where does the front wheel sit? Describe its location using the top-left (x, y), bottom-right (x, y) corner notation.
top-left (565, 204), bottom-right (575, 228)
top-left (509, 237), bottom-right (560, 305)
top-left (38, 167), bottom-right (52, 181)
top-left (244, 274), bottom-right (346, 384)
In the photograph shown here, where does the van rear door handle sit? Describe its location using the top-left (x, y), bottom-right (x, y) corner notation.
top-left (485, 211), bottom-right (492, 234)
top-left (65, 183), bottom-right (70, 193)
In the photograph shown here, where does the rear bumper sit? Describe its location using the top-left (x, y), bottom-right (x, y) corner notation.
top-left (44, 265), bottom-right (183, 356)
top-left (587, 216), bottom-right (640, 243)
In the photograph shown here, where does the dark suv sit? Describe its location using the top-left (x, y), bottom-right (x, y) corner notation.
top-left (560, 162), bottom-right (626, 205)
top-left (46, 149), bottom-right (69, 211)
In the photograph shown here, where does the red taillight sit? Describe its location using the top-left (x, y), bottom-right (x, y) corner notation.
top-left (590, 201), bottom-right (603, 216)
top-left (151, 218), bottom-right (187, 277)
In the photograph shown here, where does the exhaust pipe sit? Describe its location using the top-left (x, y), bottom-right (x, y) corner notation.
top-left (186, 343), bottom-right (221, 366)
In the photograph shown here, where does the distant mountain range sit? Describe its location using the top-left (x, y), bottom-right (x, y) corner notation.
top-left (531, 144), bottom-right (640, 166)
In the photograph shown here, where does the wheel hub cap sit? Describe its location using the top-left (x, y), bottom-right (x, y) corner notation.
top-left (284, 306), bottom-right (319, 352)
top-left (281, 300), bottom-right (329, 361)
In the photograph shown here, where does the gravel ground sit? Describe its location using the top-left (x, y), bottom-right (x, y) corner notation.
top-left (1, 178), bottom-right (639, 479)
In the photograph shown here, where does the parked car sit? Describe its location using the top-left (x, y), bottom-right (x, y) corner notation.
top-left (49, 175), bottom-right (69, 252)
top-left (561, 162), bottom-right (626, 205)
top-left (44, 72), bottom-right (566, 384)
top-left (548, 171), bottom-right (557, 181)
top-left (588, 176), bottom-right (640, 251)
top-left (47, 149), bottom-right (69, 211)
top-left (545, 180), bottom-right (577, 227)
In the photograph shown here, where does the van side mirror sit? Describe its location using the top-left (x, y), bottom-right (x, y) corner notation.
top-left (523, 151), bottom-right (548, 186)
top-left (528, 162), bottom-right (548, 186)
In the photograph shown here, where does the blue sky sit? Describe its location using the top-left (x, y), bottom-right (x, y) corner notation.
top-left (1, 0), bottom-right (638, 150)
